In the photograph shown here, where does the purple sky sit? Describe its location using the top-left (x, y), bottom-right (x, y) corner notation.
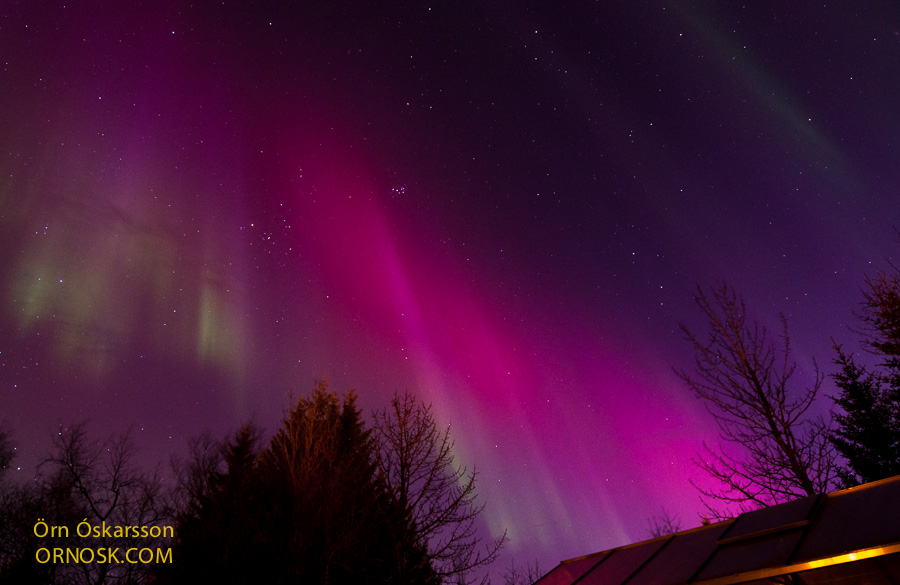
top-left (2, 0), bottom-right (899, 575)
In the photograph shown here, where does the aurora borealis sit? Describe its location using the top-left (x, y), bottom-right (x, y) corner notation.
top-left (2, 0), bottom-right (900, 575)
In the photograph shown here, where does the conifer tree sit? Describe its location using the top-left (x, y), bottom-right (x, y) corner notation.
top-left (831, 265), bottom-right (900, 485)
top-left (163, 381), bottom-right (436, 585)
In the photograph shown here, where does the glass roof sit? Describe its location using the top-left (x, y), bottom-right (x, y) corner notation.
top-left (534, 475), bottom-right (900, 585)
top-left (716, 493), bottom-right (818, 543)
top-left (577, 538), bottom-right (667, 585)
top-left (534, 551), bottom-right (608, 585)
top-left (794, 480), bottom-right (900, 564)
top-left (622, 522), bottom-right (731, 585)
top-left (795, 552), bottom-right (900, 585)
top-left (693, 527), bottom-right (806, 581)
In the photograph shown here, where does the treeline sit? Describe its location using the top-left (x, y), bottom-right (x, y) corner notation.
top-left (0, 384), bottom-right (506, 585)
top-left (679, 258), bottom-right (900, 517)
top-left (4, 260), bottom-right (899, 582)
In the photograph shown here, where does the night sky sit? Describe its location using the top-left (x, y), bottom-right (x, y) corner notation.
top-left (2, 0), bottom-right (900, 574)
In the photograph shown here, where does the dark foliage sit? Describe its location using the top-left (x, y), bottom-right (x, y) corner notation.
top-left (831, 264), bottom-right (900, 485)
top-left (3, 385), bottom-right (496, 585)
top-left (160, 381), bottom-right (437, 585)
top-left (155, 423), bottom-right (271, 584)
top-left (0, 473), bottom-right (81, 585)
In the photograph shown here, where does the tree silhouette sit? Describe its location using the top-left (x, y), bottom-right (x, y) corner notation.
top-left (500, 559), bottom-right (542, 585)
top-left (0, 427), bottom-right (55, 585)
top-left (163, 381), bottom-right (436, 585)
top-left (260, 383), bottom-right (413, 583)
top-left (373, 392), bottom-right (504, 585)
top-left (677, 284), bottom-right (838, 518)
top-left (831, 263), bottom-right (900, 485)
top-left (646, 509), bottom-right (682, 538)
top-left (0, 424), bottom-right (167, 585)
top-left (46, 424), bottom-right (168, 585)
top-left (158, 423), bottom-right (271, 584)
top-left (0, 470), bottom-right (80, 585)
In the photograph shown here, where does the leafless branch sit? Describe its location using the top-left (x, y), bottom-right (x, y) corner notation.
top-left (677, 284), bottom-right (838, 518)
top-left (374, 392), bottom-right (505, 585)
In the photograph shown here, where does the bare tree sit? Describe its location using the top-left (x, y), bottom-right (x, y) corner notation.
top-left (500, 558), bottom-right (542, 585)
top-left (373, 392), bottom-right (505, 585)
top-left (43, 423), bottom-right (169, 585)
top-left (647, 509), bottom-right (682, 538)
top-left (169, 430), bottom-right (226, 518)
top-left (677, 284), bottom-right (838, 518)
